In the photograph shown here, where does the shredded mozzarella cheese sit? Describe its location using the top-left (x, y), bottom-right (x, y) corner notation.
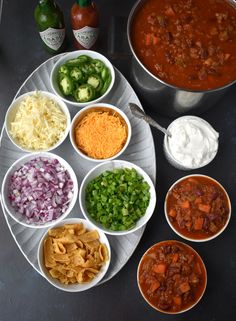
top-left (10, 92), bottom-right (67, 150)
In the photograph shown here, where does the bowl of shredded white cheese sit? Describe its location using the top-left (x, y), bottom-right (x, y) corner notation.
top-left (5, 91), bottom-right (71, 153)
top-left (163, 116), bottom-right (219, 170)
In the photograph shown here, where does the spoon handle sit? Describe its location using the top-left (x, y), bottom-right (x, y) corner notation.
top-left (129, 103), bottom-right (171, 137)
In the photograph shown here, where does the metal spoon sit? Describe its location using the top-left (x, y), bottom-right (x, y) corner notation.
top-left (129, 103), bottom-right (172, 137)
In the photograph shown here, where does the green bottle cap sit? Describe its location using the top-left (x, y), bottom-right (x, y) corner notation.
top-left (76, 0), bottom-right (92, 7)
top-left (39, 0), bottom-right (53, 5)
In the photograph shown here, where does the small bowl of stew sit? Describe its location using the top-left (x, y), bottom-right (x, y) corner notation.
top-left (137, 240), bottom-right (207, 314)
top-left (164, 175), bottom-right (231, 242)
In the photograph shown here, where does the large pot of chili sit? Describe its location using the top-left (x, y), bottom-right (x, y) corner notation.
top-left (127, 0), bottom-right (236, 117)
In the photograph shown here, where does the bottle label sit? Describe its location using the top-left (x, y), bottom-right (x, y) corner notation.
top-left (39, 28), bottom-right (65, 51)
top-left (73, 26), bottom-right (99, 49)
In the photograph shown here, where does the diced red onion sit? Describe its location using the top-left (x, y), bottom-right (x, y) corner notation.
top-left (8, 157), bottom-right (74, 224)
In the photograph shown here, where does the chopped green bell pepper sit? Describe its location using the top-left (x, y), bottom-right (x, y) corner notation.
top-left (87, 74), bottom-right (103, 92)
top-left (59, 75), bottom-right (74, 96)
top-left (92, 59), bottom-right (105, 73)
top-left (101, 67), bottom-right (109, 81)
top-left (77, 55), bottom-right (92, 63)
top-left (58, 65), bottom-right (70, 75)
top-left (74, 84), bottom-right (95, 102)
top-left (100, 73), bottom-right (112, 95)
top-left (81, 63), bottom-right (95, 76)
top-left (70, 67), bottom-right (83, 82)
top-left (65, 58), bottom-right (82, 67)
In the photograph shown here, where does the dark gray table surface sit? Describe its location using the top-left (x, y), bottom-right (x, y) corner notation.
top-left (0, 1), bottom-right (236, 320)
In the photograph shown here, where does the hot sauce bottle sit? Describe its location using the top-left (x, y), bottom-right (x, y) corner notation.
top-left (71, 0), bottom-right (99, 50)
top-left (34, 0), bottom-right (66, 54)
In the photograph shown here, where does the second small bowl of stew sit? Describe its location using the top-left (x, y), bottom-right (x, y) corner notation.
top-left (164, 175), bottom-right (231, 242)
top-left (137, 240), bottom-right (207, 314)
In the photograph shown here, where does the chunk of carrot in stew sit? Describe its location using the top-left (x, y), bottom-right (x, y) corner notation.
top-left (194, 197), bottom-right (202, 205)
top-left (194, 217), bottom-right (204, 230)
top-left (198, 204), bottom-right (211, 213)
top-left (195, 262), bottom-right (202, 275)
top-left (169, 208), bottom-right (177, 217)
top-left (145, 33), bottom-right (159, 46)
top-left (172, 253), bottom-right (179, 263)
top-left (173, 296), bottom-right (182, 306)
top-left (179, 282), bottom-right (191, 293)
top-left (152, 35), bottom-right (159, 45)
top-left (181, 201), bottom-right (190, 209)
top-left (153, 263), bottom-right (167, 274)
top-left (149, 280), bottom-right (160, 293)
top-left (185, 221), bottom-right (192, 229)
top-left (187, 178), bottom-right (199, 184)
top-left (165, 6), bottom-right (175, 17)
top-left (145, 33), bottom-right (152, 46)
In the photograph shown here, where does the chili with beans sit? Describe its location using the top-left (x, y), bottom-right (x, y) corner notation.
top-left (166, 176), bottom-right (230, 240)
top-left (131, 0), bottom-right (236, 90)
top-left (138, 241), bottom-right (206, 313)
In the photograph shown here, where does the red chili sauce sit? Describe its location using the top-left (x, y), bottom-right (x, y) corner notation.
top-left (131, 0), bottom-right (236, 90)
top-left (166, 176), bottom-right (230, 240)
top-left (138, 241), bottom-right (207, 313)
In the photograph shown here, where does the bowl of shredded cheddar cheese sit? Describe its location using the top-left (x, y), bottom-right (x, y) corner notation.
top-left (5, 91), bottom-right (71, 152)
top-left (70, 103), bottom-right (131, 162)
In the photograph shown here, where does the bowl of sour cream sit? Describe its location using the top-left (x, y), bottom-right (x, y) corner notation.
top-left (163, 116), bottom-right (219, 170)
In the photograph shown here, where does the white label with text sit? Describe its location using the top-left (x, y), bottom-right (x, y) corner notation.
top-left (73, 26), bottom-right (99, 49)
top-left (39, 28), bottom-right (65, 51)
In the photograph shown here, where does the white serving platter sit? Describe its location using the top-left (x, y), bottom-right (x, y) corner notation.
top-left (0, 54), bottom-right (156, 285)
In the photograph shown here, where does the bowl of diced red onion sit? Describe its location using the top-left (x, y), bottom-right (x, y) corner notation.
top-left (1, 152), bottom-right (78, 228)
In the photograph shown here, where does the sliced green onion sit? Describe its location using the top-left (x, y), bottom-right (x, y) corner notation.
top-left (85, 168), bottom-right (151, 231)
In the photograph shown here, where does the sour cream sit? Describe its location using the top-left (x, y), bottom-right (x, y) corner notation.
top-left (164, 116), bottom-right (219, 169)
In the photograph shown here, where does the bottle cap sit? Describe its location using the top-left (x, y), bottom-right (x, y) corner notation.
top-left (76, 0), bottom-right (92, 7)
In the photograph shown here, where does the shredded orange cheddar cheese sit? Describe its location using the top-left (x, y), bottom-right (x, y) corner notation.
top-left (75, 110), bottom-right (128, 159)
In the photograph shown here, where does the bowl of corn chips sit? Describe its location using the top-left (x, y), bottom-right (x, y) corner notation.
top-left (37, 217), bottom-right (111, 292)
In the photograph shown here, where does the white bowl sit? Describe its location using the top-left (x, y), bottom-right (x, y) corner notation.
top-left (1, 152), bottom-right (78, 229)
top-left (50, 50), bottom-right (115, 107)
top-left (79, 160), bottom-right (156, 235)
top-left (70, 103), bottom-right (132, 162)
top-left (163, 116), bottom-right (219, 170)
top-left (164, 174), bottom-right (231, 242)
top-left (5, 91), bottom-right (71, 153)
top-left (137, 240), bottom-right (207, 314)
top-left (38, 218), bottom-right (111, 292)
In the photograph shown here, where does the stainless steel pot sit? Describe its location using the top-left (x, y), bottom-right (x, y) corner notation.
top-left (127, 0), bottom-right (236, 118)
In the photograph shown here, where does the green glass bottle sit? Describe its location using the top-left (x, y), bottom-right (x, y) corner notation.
top-left (34, 0), bottom-right (66, 54)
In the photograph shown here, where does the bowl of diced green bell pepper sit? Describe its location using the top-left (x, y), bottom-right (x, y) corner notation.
top-left (50, 50), bottom-right (115, 107)
top-left (79, 160), bottom-right (157, 236)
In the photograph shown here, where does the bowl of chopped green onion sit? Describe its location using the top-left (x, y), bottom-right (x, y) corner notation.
top-left (79, 160), bottom-right (156, 235)
top-left (50, 50), bottom-right (115, 107)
